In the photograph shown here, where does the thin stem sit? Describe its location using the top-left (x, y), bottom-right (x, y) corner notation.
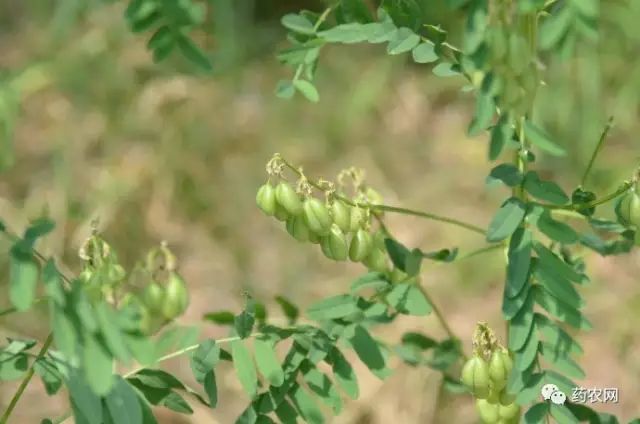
top-left (540, 181), bottom-right (633, 211)
top-left (0, 334), bottom-right (54, 424)
top-left (580, 116), bottom-right (614, 187)
top-left (278, 156), bottom-right (486, 236)
top-left (292, 7), bottom-right (332, 82)
top-left (416, 284), bottom-right (468, 362)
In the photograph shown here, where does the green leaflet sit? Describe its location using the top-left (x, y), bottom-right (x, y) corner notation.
top-left (523, 171), bottom-right (570, 205)
top-left (524, 402), bottom-right (550, 423)
top-left (515, 372), bottom-right (545, 405)
top-left (487, 164), bottom-right (523, 187)
top-left (412, 41), bottom-right (438, 63)
top-left (533, 241), bottom-right (583, 283)
top-left (231, 339), bottom-right (258, 398)
top-left (468, 92), bottom-right (495, 136)
top-left (505, 227), bottom-right (532, 298)
top-left (325, 348), bottom-right (359, 400)
top-left (104, 377), bottom-right (143, 424)
top-left (523, 120), bottom-right (567, 156)
top-left (539, 343), bottom-right (585, 379)
top-left (203, 370), bottom-right (218, 408)
top-left (534, 313), bottom-right (583, 356)
top-left (281, 14), bottom-right (315, 35)
top-left (550, 404), bottom-right (579, 424)
top-left (487, 197), bottom-right (526, 242)
top-left (489, 113), bottom-right (514, 160)
top-left (514, 328), bottom-right (539, 372)
top-left (253, 337), bottom-right (285, 387)
top-left (306, 295), bottom-right (359, 321)
top-left (83, 333), bottom-right (114, 396)
top-left (349, 325), bottom-right (388, 379)
top-left (190, 339), bottom-right (220, 383)
top-left (293, 80), bottom-right (320, 103)
top-left (385, 283), bottom-right (431, 316)
top-left (350, 272), bottom-right (390, 294)
top-left (300, 361), bottom-right (343, 414)
top-left (386, 27), bottom-right (420, 54)
top-left (535, 266), bottom-right (584, 309)
top-left (533, 286), bottom-right (592, 330)
top-left (9, 246), bottom-right (39, 311)
top-left (536, 210), bottom-right (579, 244)
top-left (34, 357), bottom-right (63, 395)
top-left (508, 288), bottom-right (534, 351)
top-left (274, 296), bottom-right (300, 324)
top-left (502, 279), bottom-right (532, 320)
top-left (289, 383), bottom-right (325, 424)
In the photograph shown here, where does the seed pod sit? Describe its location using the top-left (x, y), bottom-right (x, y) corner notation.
top-left (161, 272), bottom-right (189, 320)
top-left (286, 216), bottom-right (310, 242)
top-left (349, 229), bottom-right (373, 262)
top-left (489, 348), bottom-right (513, 390)
top-left (274, 203), bottom-right (289, 222)
top-left (617, 191), bottom-right (640, 227)
top-left (486, 387), bottom-right (500, 405)
top-left (309, 231), bottom-right (321, 244)
top-left (476, 399), bottom-right (499, 423)
top-left (498, 403), bottom-right (520, 421)
top-left (256, 183), bottom-right (277, 216)
top-left (363, 247), bottom-right (389, 273)
top-left (461, 354), bottom-right (491, 399)
top-left (303, 198), bottom-right (332, 236)
top-left (372, 229), bottom-right (387, 249)
top-left (331, 200), bottom-right (351, 233)
top-left (499, 389), bottom-right (516, 406)
top-left (142, 282), bottom-right (166, 312)
top-left (320, 225), bottom-right (348, 261)
top-left (275, 182), bottom-right (303, 216)
top-left (349, 207), bottom-right (366, 232)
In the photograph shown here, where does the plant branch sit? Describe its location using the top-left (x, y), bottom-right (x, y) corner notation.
top-left (277, 156), bottom-right (486, 235)
top-left (580, 116), bottom-right (614, 187)
top-left (0, 334), bottom-right (54, 424)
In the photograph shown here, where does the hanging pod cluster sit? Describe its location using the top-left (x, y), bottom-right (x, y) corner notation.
top-left (617, 186), bottom-right (640, 228)
top-left (121, 243), bottom-right (190, 335)
top-left (460, 323), bottom-right (519, 424)
top-left (257, 167), bottom-right (391, 274)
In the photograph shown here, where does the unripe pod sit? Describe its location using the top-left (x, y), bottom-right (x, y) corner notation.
top-left (331, 200), bottom-right (351, 233)
top-left (372, 230), bottom-right (386, 249)
top-left (256, 183), bottom-right (277, 216)
top-left (142, 282), bottom-right (166, 312)
top-left (320, 225), bottom-right (348, 261)
top-left (489, 348), bottom-right (513, 390)
top-left (476, 399), bottom-right (499, 423)
top-left (161, 272), bottom-right (189, 320)
top-left (309, 231), bottom-right (321, 244)
top-left (499, 389), bottom-right (516, 406)
top-left (486, 387), bottom-right (500, 404)
top-left (461, 355), bottom-right (491, 399)
top-left (275, 182), bottom-right (303, 216)
top-left (363, 247), bottom-right (389, 273)
top-left (286, 216), bottom-right (310, 242)
top-left (349, 207), bottom-right (366, 232)
top-left (498, 403), bottom-right (520, 421)
top-left (303, 198), bottom-right (332, 236)
top-left (619, 191), bottom-right (640, 227)
top-left (349, 229), bottom-right (373, 262)
top-left (274, 204), bottom-right (289, 222)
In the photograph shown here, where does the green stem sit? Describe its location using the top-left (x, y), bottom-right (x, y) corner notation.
top-left (0, 334), bottom-right (54, 424)
top-left (540, 181), bottom-right (633, 211)
top-left (278, 157), bottom-right (486, 235)
top-left (580, 117), bottom-right (614, 188)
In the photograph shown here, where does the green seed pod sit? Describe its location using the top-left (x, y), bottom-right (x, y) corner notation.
top-left (372, 229), bottom-right (387, 249)
top-left (275, 182), bottom-right (303, 216)
top-left (256, 183), bottom-right (277, 216)
top-left (498, 403), bottom-right (520, 421)
top-left (349, 207), bottom-right (366, 232)
top-left (309, 231), bottom-right (321, 244)
top-left (161, 272), bottom-right (189, 320)
top-left (489, 348), bottom-right (513, 390)
top-left (320, 225), bottom-right (348, 261)
top-left (363, 247), bottom-right (389, 273)
top-left (331, 200), bottom-right (351, 233)
top-left (618, 191), bottom-right (640, 227)
top-left (498, 389), bottom-right (516, 406)
top-left (476, 399), bottom-right (500, 423)
top-left (286, 216), bottom-right (310, 242)
top-left (142, 282), bottom-right (166, 312)
top-left (486, 387), bottom-right (500, 405)
top-left (303, 197), bottom-right (332, 236)
top-left (349, 229), bottom-right (373, 262)
top-left (461, 355), bottom-right (491, 399)
top-left (274, 203), bottom-right (289, 222)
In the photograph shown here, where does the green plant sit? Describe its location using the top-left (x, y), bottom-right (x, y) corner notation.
top-left (2, 1), bottom-right (640, 424)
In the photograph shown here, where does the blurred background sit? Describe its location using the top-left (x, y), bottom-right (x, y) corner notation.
top-left (0, 0), bottom-right (639, 422)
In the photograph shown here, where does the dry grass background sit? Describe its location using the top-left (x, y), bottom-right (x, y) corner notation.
top-left (0, 2), bottom-right (639, 423)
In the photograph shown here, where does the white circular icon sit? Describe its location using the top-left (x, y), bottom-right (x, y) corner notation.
top-left (550, 390), bottom-right (567, 405)
top-left (541, 384), bottom-right (559, 400)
